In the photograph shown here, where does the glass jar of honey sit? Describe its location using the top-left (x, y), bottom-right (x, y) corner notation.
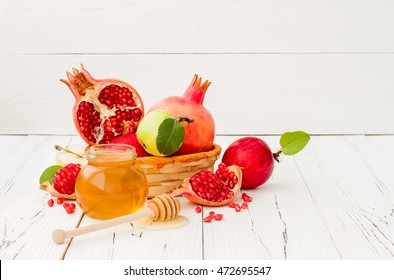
top-left (75, 144), bottom-right (148, 219)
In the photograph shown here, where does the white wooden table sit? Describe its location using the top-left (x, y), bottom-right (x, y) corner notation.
top-left (1, 134), bottom-right (393, 260)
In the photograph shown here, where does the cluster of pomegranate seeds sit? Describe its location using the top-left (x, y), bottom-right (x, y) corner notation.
top-left (202, 211), bottom-right (224, 223)
top-left (77, 101), bottom-right (102, 143)
top-left (101, 108), bottom-right (142, 142)
top-left (77, 101), bottom-right (142, 144)
top-left (63, 201), bottom-right (76, 214)
top-left (215, 163), bottom-right (239, 188)
top-left (195, 207), bottom-right (224, 223)
top-left (81, 85), bottom-right (143, 144)
top-left (47, 197), bottom-right (76, 214)
top-left (53, 163), bottom-right (81, 195)
top-left (228, 192), bottom-right (253, 212)
top-left (189, 163), bottom-right (238, 202)
top-left (98, 85), bottom-right (137, 109)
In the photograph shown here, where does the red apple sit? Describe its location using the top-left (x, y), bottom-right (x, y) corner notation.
top-left (221, 137), bottom-right (274, 188)
top-left (110, 133), bottom-right (149, 157)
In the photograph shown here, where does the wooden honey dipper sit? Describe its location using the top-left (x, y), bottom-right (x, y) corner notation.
top-left (52, 194), bottom-right (181, 244)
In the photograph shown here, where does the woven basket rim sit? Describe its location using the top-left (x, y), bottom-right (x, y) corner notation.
top-left (136, 144), bottom-right (221, 166)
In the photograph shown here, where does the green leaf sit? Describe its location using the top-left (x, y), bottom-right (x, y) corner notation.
top-left (39, 165), bottom-right (62, 184)
top-left (156, 118), bottom-right (185, 156)
top-left (280, 131), bottom-right (310, 156)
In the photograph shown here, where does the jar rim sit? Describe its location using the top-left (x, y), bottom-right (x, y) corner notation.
top-left (86, 144), bottom-right (137, 162)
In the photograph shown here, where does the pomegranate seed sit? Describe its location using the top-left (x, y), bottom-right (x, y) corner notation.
top-left (202, 216), bottom-right (213, 223)
top-left (195, 206), bottom-right (202, 213)
top-left (66, 207), bottom-right (75, 214)
top-left (235, 204), bottom-right (241, 212)
top-left (242, 193), bottom-right (253, 202)
top-left (69, 203), bottom-right (76, 209)
top-left (57, 197), bottom-right (64, 205)
top-left (228, 202), bottom-right (237, 208)
top-left (209, 211), bottom-right (216, 218)
top-left (47, 199), bottom-right (54, 207)
top-left (241, 202), bottom-right (249, 209)
top-left (214, 214), bottom-right (224, 221)
top-left (63, 202), bottom-right (70, 209)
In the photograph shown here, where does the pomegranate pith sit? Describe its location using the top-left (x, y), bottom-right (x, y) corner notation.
top-left (61, 65), bottom-right (144, 145)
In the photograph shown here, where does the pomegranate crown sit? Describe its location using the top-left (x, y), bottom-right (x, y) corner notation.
top-left (60, 64), bottom-right (94, 97)
top-left (183, 74), bottom-right (211, 105)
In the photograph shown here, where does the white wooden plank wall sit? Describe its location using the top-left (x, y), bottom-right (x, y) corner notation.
top-left (1, 0), bottom-right (394, 135)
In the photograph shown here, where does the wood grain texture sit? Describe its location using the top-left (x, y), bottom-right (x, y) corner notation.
top-left (204, 136), bottom-right (342, 260)
top-left (63, 199), bottom-right (202, 260)
top-left (2, 135), bottom-right (391, 259)
top-left (293, 136), bottom-right (394, 259)
top-left (0, 135), bottom-right (85, 259)
top-left (0, 54), bottom-right (393, 135)
top-left (1, 0), bottom-right (394, 53)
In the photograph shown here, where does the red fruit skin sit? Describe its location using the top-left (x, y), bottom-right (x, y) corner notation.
top-left (222, 137), bottom-right (274, 189)
top-left (149, 75), bottom-right (215, 155)
top-left (110, 133), bottom-right (149, 157)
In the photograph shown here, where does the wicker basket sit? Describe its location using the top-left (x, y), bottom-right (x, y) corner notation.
top-left (136, 144), bottom-right (222, 197)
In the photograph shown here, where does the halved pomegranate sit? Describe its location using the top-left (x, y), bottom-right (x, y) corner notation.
top-left (170, 163), bottom-right (242, 206)
top-left (61, 64), bottom-right (144, 145)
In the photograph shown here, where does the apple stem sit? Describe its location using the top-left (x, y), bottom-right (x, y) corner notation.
top-left (273, 150), bottom-right (282, 163)
top-left (177, 117), bottom-right (194, 124)
top-left (54, 145), bottom-right (85, 158)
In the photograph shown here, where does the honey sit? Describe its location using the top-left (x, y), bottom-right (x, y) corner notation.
top-left (75, 144), bottom-right (148, 219)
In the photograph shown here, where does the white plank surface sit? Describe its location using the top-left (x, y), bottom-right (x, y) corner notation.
top-left (0, 135), bottom-right (85, 259)
top-left (291, 136), bottom-right (394, 259)
top-left (1, 0), bottom-right (394, 53)
top-left (1, 135), bottom-right (393, 260)
top-left (63, 199), bottom-right (203, 260)
top-left (0, 54), bottom-right (393, 135)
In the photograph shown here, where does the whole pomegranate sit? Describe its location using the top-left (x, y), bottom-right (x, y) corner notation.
top-left (61, 65), bottom-right (144, 145)
top-left (222, 137), bottom-right (274, 189)
top-left (149, 74), bottom-right (214, 155)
